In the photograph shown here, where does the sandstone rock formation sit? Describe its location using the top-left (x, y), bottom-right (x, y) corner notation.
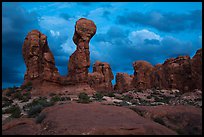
top-left (88, 61), bottom-right (114, 91)
top-left (132, 61), bottom-right (154, 90)
top-left (114, 73), bottom-right (133, 92)
top-left (160, 56), bottom-right (192, 91)
top-left (68, 18), bottom-right (96, 84)
top-left (191, 48), bottom-right (202, 90)
top-left (22, 30), bottom-right (60, 85)
top-left (115, 48), bottom-right (202, 92)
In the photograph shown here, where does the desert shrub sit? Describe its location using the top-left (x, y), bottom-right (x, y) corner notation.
top-left (36, 113), bottom-right (46, 124)
top-left (138, 98), bottom-right (151, 105)
top-left (4, 105), bottom-right (21, 118)
top-left (23, 97), bottom-right (54, 117)
top-left (50, 95), bottom-right (61, 102)
top-left (122, 94), bottom-right (133, 101)
top-left (50, 95), bottom-right (71, 102)
top-left (118, 101), bottom-right (129, 106)
top-left (107, 92), bottom-right (115, 97)
top-left (13, 92), bottom-right (23, 100)
top-left (28, 104), bottom-right (43, 117)
top-left (6, 87), bottom-right (17, 97)
top-left (153, 117), bottom-right (165, 126)
top-left (2, 97), bottom-right (13, 107)
top-left (93, 92), bottom-right (104, 101)
top-left (78, 92), bottom-right (91, 103)
top-left (60, 96), bottom-right (71, 101)
top-left (2, 101), bottom-right (13, 108)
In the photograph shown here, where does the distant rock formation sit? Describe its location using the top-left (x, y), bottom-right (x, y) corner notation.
top-left (114, 73), bottom-right (133, 92)
top-left (22, 30), bottom-right (60, 84)
top-left (22, 18), bottom-right (202, 95)
top-left (68, 18), bottom-right (96, 84)
top-left (132, 61), bottom-right (154, 90)
top-left (115, 48), bottom-right (202, 92)
top-left (88, 61), bottom-right (114, 91)
top-left (191, 48), bottom-right (202, 90)
top-left (157, 55), bottom-right (192, 92)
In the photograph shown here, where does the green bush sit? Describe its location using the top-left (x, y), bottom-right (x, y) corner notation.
top-left (4, 105), bottom-right (21, 118)
top-left (23, 97), bottom-right (54, 117)
top-left (50, 95), bottom-right (61, 102)
top-left (50, 95), bottom-right (71, 102)
top-left (78, 92), bottom-right (91, 103)
top-left (147, 95), bottom-right (152, 99)
top-left (60, 96), bottom-right (71, 101)
top-left (107, 92), bottom-right (115, 97)
top-left (6, 87), bottom-right (17, 97)
top-left (28, 105), bottom-right (43, 117)
top-left (118, 101), bottom-right (130, 106)
top-left (2, 97), bottom-right (13, 107)
top-left (35, 113), bottom-right (46, 124)
top-left (93, 92), bottom-right (104, 101)
top-left (122, 94), bottom-right (133, 101)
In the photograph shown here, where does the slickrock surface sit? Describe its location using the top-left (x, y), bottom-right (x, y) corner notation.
top-left (2, 118), bottom-right (40, 135)
top-left (130, 105), bottom-right (202, 135)
top-left (68, 18), bottom-right (96, 84)
top-left (88, 61), bottom-right (114, 91)
top-left (2, 103), bottom-right (177, 135)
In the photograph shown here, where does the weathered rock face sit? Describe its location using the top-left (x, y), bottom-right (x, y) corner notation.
top-left (132, 61), bottom-right (154, 90)
top-left (191, 48), bottom-right (202, 90)
top-left (114, 73), bottom-right (134, 92)
top-left (88, 61), bottom-right (114, 91)
top-left (68, 18), bottom-right (96, 84)
top-left (158, 56), bottom-right (192, 92)
top-left (129, 48), bottom-right (202, 92)
top-left (22, 30), bottom-right (60, 84)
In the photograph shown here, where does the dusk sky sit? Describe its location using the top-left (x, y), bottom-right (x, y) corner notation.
top-left (2, 2), bottom-right (202, 89)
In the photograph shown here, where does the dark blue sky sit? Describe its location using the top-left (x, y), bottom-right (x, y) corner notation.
top-left (2, 2), bottom-right (202, 88)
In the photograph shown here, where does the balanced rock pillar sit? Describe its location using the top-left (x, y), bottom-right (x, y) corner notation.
top-left (68, 18), bottom-right (96, 84)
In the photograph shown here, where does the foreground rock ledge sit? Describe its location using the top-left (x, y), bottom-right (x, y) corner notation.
top-left (2, 102), bottom-right (177, 135)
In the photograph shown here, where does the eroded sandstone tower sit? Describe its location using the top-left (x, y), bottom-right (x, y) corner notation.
top-left (68, 18), bottom-right (97, 84)
top-left (22, 30), bottom-right (60, 85)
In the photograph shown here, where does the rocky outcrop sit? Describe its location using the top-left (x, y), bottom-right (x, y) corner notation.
top-left (132, 61), bottom-right (154, 90)
top-left (115, 48), bottom-right (202, 92)
top-left (130, 105), bottom-right (202, 135)
top-left (191, 48), bottom-right (202, 90)
top-left (114, 73), bottom-right (133, 92)
top-left (68, 18), bottom-right (96, 84)
top-left (22, 30), bottom-right (60, 84)
top-left (88, 61), bottom-right (114, 91)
